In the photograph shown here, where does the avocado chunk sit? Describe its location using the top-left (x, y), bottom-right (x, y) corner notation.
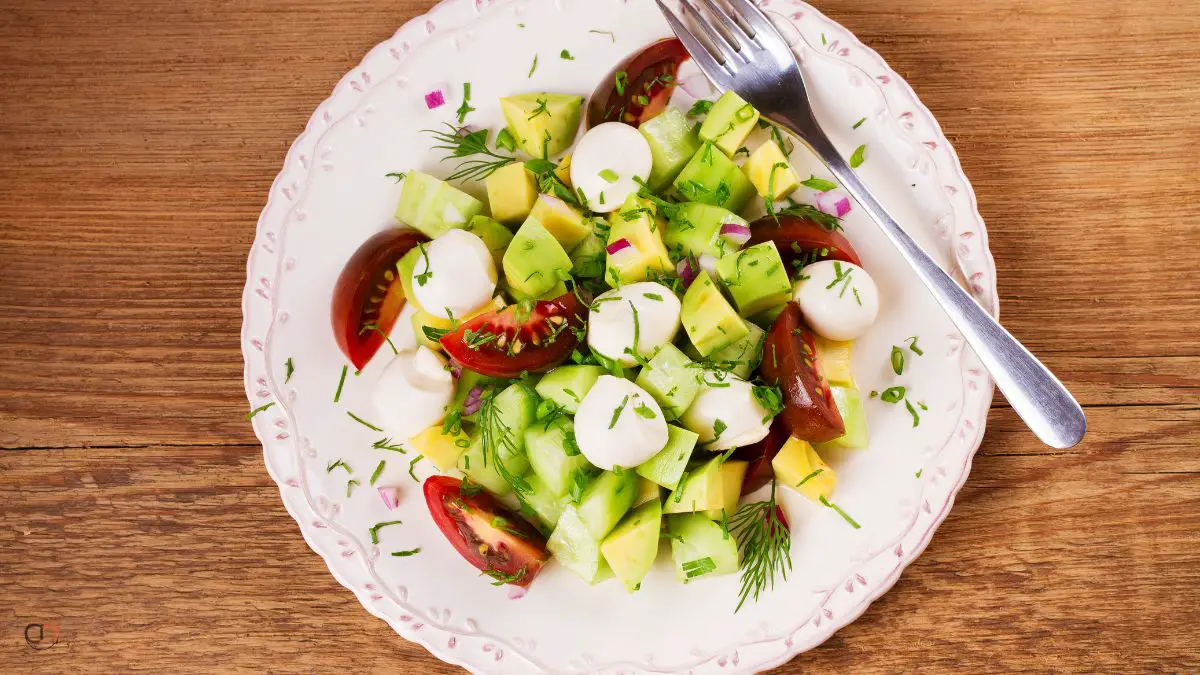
top-left (394, 171), bottom-right (484, 238)
top-left (457, 383), bottom-right (539, 496)
top-left (698, 91), bottom-right (761, 157)
top-left (814, 335), bottom-right (854, 387)
top-left (815, 386), bottom-right (869, 451)
top-left (524, 416), bottom-right (596, 497)
top-left (703, 460), bottom-right (748, 521)
top-left (485, 163), bottom-right (539, 225)
top-left (408, 424), bottom-right (471, 472)
top-left (569, 225), bottom-right (608, 279)
top-left (640, 107), bottom-right (703, 190)
top-left (606, 194), bottom-right (674, 285)
top-left (663, 202), bottom-right (749, 259)
top-left (747, 302), bottom-right (787, 331)
top-left (635, 344), bottom-right (701, 420)
top-left (633, 477), bottom-right (662, 506)
top-left (600, 500), bottom-right (663, 592)
top-left (685, 320), bottom-right (765, 379)
top-left (681, 271), bottom-right (750, 357)
top-left (502, 217), bottom-right (574, 299)
top-left (535, 365), bottom-right (605, 413)
top-left (576, 470), bottom-right (638, 539)
top-left (500, 93), bottom-right (584, 158)
top-left (744, 140), bottom-right (800, 201)
top-left (636, 424), bottom-right (699, 488)
top-left (521, 472), bottom-right (571, 530)
top-left (547, 505), bottom-right (612, 584)
top-left (463, 216), bottom-right (514, 267)
top-left (529, 194), bottom-right (591, 249)
top-left (716, 241), bottom-right (793, 317)
top-left (673, 142), bottom-right (756, 212)
top-left (664, 455), bottom-right (725, 513)
top-left (668, 512), bottom-right (739, 581)
top-left (772, 437), bottom-right (836, 502)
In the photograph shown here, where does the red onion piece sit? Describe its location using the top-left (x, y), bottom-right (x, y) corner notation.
top-left (605, 238), bottom-right (632, 255)
top-left (378, 487), bottom-right (401, 510)
top-left (815, 190), bottom-right (852, 218)
top-left (719, 223), bottom-right (752, 246)
top-left (424, 89), bottom-right (446, 109)
top-left (676, 257), bottom-right (699, 288)
top-left (462, 385), bottom-right (484, 415)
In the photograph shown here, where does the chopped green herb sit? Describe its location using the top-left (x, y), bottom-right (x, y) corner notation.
top-left (414, 242), bottom-right (433, 287)
top-left (346, 479), bottom-right (360, 497)
top-left (609, 394), bottom-right (630, 429)
top-left (729, 480), bottom-right (791, 612)
top-left (801, 176), bottom-right (838, 192)
top-left (891, 346), bottom-right (906, 375)
top-left (369, 460), bottom-right (386, 486)
top-left (482, 565), bottom-right (528, 586)
top-left (915, 469), bottom-right (924, 478)
top-left (682, 556), bottom-right (717, 579)
top-left (495, 127), bottom-right (518, 152)
top-left (797, 469), bottom-right (824, 487)
top-left (712, 418), bottom-right (728, 441)
top-left (333, 365), bottom-right (348, 403)
top-left (385, 172), bottom-right (407, 183)
top-left (820, 495), bottom-right (861, 529)
top-left (245, 402), bottom-right (275, 420)
top-left (880, 386), bottom-right (906, 404)
top-left (391, 548), bottom-right (421, 557)
top-left (347, 411), bottom-right (383, 432)
top-left (599, 168), bottom-right (620, 183)
top-left (369, 520), bottom-right (403, 545)
top-left (423, 124), bottom-right (517, 182)
top-left (455, 82), bottom-right (475, 124)
top-left (372, 437), bottom-right (406, 454)
top-left (849, 144), bottom-right (867, 168)
top-left (589, 29), bottom-right (616, 42)
top-left (326, 459), bottom-right (352, 475)
top-left (906, 336), bottom-right (924, 356)
top-left (360, 323), bottom-right (399, 355)
top-left (643, 292), bottom-right (664, 301)
top-left (283, 358), bottom-right (294, 383)
top-left (688, 99), bottom-right (714, 117)
top-left (614, 71), bottom-right (629, 96)
top-left (408, 454), bottom-right (423, 482)
top-left (560, 49), bottom-right (575, 60)
top-left (528, 54), bottom-right (539, 78)
top-left (852, 117), bottom-right (866, 130)
top-left (633, 401), bottom-right (658, 419)
top-left (905, 399), bottom-right (921, 427)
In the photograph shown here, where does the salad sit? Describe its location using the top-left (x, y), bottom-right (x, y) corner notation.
top-left (328, 39), bottom-right (882, 608)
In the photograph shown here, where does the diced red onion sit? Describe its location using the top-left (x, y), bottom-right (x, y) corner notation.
top-left (462, 385), bottom-right (484, 415)
top-left (507, 586), bottom-right (527, 600)
top-left (606, 238), bottom-right (632, 255)
top-left (378, 487), bottom-right (401, 510)
top-left (676, 257), bottom-right (699, 288)
top-left (455, 125), bottom-right (475, 138)
top-left (815, 189), bottom-right (852, 218)
top-left (698, 254), bottom-right (719, 278)
top-left (447, 358), bottom-right (463, 380)
top-left (679, 73), bottom-right (714, 99)
top-left (424, 89), bottom-right (446, 109)
top-left (719, 223), bottom-right (752, 246)
top-left (607, 238), bottom-right (639, 266)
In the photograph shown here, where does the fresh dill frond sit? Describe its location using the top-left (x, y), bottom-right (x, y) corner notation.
top-left (423, 124), bottom-right (517, 182)
top-left (729, 480), bottom-right (792, 612)
top-left (478, 384), bottom-right (534, 496)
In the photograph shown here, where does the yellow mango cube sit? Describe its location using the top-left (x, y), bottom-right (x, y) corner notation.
top-left (556, 154), bottom-right (573, 189)
top-left (772, 437), bottom-right (837, 503)
top-left (486, 162), bottom-right (539, 224)
top-left (605, 194), bottom-right (673, 284)
top-left (744, 141), bottom-right (800, 201)
top-left (408, 425), bottom-right (471, 471)
top-left (529, 194), bottom-right (591, 249)
top-left (814, 336), bottom-right (854, 387)
top-left (704, 460), bottom-right (748, 521)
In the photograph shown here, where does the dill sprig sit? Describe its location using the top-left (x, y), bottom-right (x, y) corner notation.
top-left (424, 124), bottom-right (517, 182)
top-left (478, 384), bottom-right (533, 496)
top-left (779, 202), bottom-right (843, 232)
top-left (729, 480), bottom-right (792, 612)
top-left (482, 565), bottom-right (528, 586)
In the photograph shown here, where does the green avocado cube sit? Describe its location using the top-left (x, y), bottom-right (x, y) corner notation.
top-left (640, 107), bottom-right (703, 190)
top-left (672, 143), bottom-right (756, 213)
top-left (715, 241), bottom-right (793, 317)
top-left (685, 321), bottom-right (765, 379)
top-left (664, 455), bottom-right (725, 514)
top-left (394, 171), bottom-right (484, 238)
top-left (698, 91), bottom-right (761, 157)
top-left (600, 500), bottom-right (663, 592)
top-left (663, 202), bottom-right (749, 260)
top-left (500, 93), bottom-right (584, 158)
top-left (524, 416), bottom-right (596, 497)
top-left (668, 512), bottom-right (740, 581)
top-left (463, 215), bottom-right (514, 267)
top-left (681, 271), bottom-right (750, 357)
top-left (503, 217), bottom-right (573, 299)
top-left (635, 344), bottom-right (701, 420)
top-left (636, 425), bottom-right (699, 488)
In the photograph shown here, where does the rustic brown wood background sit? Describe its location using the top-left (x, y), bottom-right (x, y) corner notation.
top-left (2, 0), bottom-right (1198, 672)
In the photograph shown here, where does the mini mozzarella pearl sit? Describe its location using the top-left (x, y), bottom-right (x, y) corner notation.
top-left (587, 282), bottom-right (682, 367)
top-left (570, 122), bottom-right (653, 213)
top-left (681, 375), bottom-right (772, 451)
top-left (371, 347), bottom-right (454, 439)
top-left (411, 229), bottom-right (497, 320)
top-left (574, 376), bottom-right (669, 470)
top-left (792, 260), bottom-right (880, 341)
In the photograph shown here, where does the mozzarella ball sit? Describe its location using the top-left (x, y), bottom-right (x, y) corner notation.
top-left (411, 229), bottom-right (497, 320)
top-left (792, 260), bottom-right (880, 341)
top-left (681, 375), bottom-right (772, 451)
top-left (570, 122), bottom-right (653, 213)
top-left (574, 376), bottom-right (669, 470)
top-left (371, 347), bottom-right (454, 439)
top-left (587, 282), bottom-right (682, 367)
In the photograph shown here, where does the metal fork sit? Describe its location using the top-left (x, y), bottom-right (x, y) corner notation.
top-left (657, 0), bottom-right (1086, 449)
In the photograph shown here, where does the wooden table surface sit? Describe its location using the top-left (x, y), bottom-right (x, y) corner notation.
top-left (2, 0), bottom-right (1198, 671)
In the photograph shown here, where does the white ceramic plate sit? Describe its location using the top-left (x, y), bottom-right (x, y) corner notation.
top-left (242, 1), bottom-right (998, 672)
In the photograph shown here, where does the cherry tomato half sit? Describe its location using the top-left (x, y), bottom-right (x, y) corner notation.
top-left (423, 476), bottom-right (549, 587)
top-left (331, 229), bottom-right (428, 371)
top-left (587, 38), bottom-right (690, 128)
top-left (760, 303), bottom-right (845, 443)
top-left (439, 292), bottom-right (585, 379)
top-left (735, 418), bottom-right (791, 495)
top-left (747, 213), bottom-right (862, 274)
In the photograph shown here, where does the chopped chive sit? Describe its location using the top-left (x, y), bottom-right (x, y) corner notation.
top-left (370, 460), bottom-right (386, 486)
top-left (849, 144), bottom-right (867, 168)
top-left (408, 455), bottom-right (423, 482)
top-left (915, 468), bottom-right (924, 478)
top-left (589, 29), bottom-right (616, 42)
top-left (852, 117), bottom-right (866, 130)
top-left (820, 495), bottom-right (861, 529)
top-left (905, 399), bottom-right (921, 427)
top-left (326, 459), bottom-right (351, 475)
top-left (528, 54), bottom-right (539, 78)
top-left (906, 336), bottom-right (924, 356)
top-left (797, 469), bottom-right (824, 487)
top-left (891, 346), bottom-right (906, 375)
top-left (880, 386), bottom-right (906, 404)
top-left (284, 358), bottom-right (294, 383)
top-left (245, 402), bottom-right (275, 420)
top-left (369, 520), bottom-right (403, 545)
top-left (347, 411), bottom-right (383, 431)
top-left (333, 365), bottom-right (348, 403)
top-left (346, 479), bottom-right (360, 497)
top-left (391, 548), bottom-right (421, 557)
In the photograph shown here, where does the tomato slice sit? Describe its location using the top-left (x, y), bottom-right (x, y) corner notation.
top-left (423, 476), bottom-right (549, 587)
top-left (439, 292), bottom-right (585, 379)
top-left (587, 38), bottom-right (690, 128)
top-left (331, 229), bottom-right (428, 371)
top-left (748, 212), bottom-right (862, 274)
top-left (735, 418), bottom-right (791, 495)
top-left (760, 303), bottom-right (846, 443)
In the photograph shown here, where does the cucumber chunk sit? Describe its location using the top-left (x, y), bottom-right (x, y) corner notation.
top-left (576, 470), bottom-right (638, 539)
top-left (668, 512), bottom-right (739, 581)
top-left (636, 425), bottom-right (699, 488)
top-left (635, 343), bottom-right (701, 420)
top-left (524, 416), bottom-right (596, 497)
top-left (548, 505), bottom-right (611, 584)
top-left (535, 365), bottom-right (605, 414)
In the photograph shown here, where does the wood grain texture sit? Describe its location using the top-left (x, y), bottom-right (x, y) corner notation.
top-left (0, 0), bottom-right (1197, 672)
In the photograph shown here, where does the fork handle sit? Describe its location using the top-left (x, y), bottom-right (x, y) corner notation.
top-left (784, 124), bottom-right (1086, 449)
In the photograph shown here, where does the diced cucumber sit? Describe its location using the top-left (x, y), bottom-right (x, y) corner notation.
top-left (548, 505), bottom-right (611, 584)
top-left (503, 217), bottom-right (574, 299)
top-left (521, 472), bottom-right (570, 529)
top-left (524, 416), bottom-right (595, 497)
top-left (395, 171), bottom-right (484, 238)
top-left (703, 460), bottom-right (748, 521)
top-left (535, 365), bottom-right (605, 414)
top-left (576, 470), bottom-right (638, 539)
top-left (640, 107), bottom-right (703, 190)
top-left (569, 228), bottom-right (608, 279)
top-left (686, 321), bottom-right (765, 379)
top-left (716, 242), bottom-right (793, 317)
top-left (663, 202), bottom-right (748, 260)
top-left (463, 215), bottom-right (515, 266)
top-left (636, 425), bottom-right (699, 488)
top-left (664, 455), bottom-right (725, 514)
top-left (456, 383), bottom-right (539, 496)
top-left (635, 344), bottom-right (701, 420)
top-left (668, 513), bottom-right (739, 582)
top-left (698, 91), bottom-right (760, 157)
top-left (815, 386), bottom-right (869, 450)
top-left (600, 500), bottom-right (663, 592)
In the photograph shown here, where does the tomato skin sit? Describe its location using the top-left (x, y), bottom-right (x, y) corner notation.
top-left (331, 229), bottom-right (428, 371)
top-left (735, 418), bottom-right (791, 495)
top-left (587, 38), bottom-right (690, 128)
top-left (423, 476), bottom-right (549, 587)
top-left (747, 213), bottom-right (862, 272)
top-left (760, 303), bottom-right (846, 443)
top-left (439, 292), bottom-right (585, 379)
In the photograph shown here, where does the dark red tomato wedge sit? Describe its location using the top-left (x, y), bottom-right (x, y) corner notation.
top-left (331, 229), bottom-right (428, 371)
top-left (760, 303), bottom-right (846, 444)
top-left (587, 38), bottom-right (690, 128)
top-left (439, 292), bottom-right (585, 379)
top-left (423, 476), bottom-right (549, 587)
top-left (735, 418), bottom-right (791, 495)
top-left (748, 212), bottom-right (862, 274)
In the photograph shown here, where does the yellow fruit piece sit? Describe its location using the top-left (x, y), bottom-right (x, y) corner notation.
top-left (556, 154), bottom-right (573, 189)
top-left (633, 477), bottom-right (661, 507)
top-left (605, 194), bottom-right (673, 284)
top-left (704, 460), bottom-right (748, 521)
top-left (486, 162), bottom-right (539, 224)
top-left (814, 336), bottom-right (854, 387)
top-left (744, 141), bottom-right (800, 201)
top-left (772, 437), bottom-right (837, 503)
top-left (411, 296), bottom-right (507, 349)
top-left (408, 425), bottom-right (471, 472)
top-left (529, 194), bottom-right (591, 249)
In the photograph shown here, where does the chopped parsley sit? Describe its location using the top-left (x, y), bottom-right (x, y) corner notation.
top-left (560, 49), bottom-right (575, 60)
top-left (801, 176), bottom-right (838, 192)
top-left (633, 401), bottom-right (658, 419)
top-left (712, 418), bottom-right (728, 442)
top-left (245, 402), bottom-right (275, 420)
top-left (688, 99), bottom-right (715, 117)
top-left (849, 144), bottom-right (867, 168)
top-left (455, 82), bottom-right (475, 124)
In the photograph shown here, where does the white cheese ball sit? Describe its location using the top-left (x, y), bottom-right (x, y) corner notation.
top-left (792, 260), bottom-right (880, 341)
top-left (574, 376), bottom-right (669, 470)
top-left (570, 122), bottom-right (653, 213)
top-left (587, 282), bottom-right (682, 367)
top-left (411, 229), bottom-right (497, 321)
top-left (371, 347), bottom-right (454, 439)
top-left (681, 375), bottom-right (772, 451)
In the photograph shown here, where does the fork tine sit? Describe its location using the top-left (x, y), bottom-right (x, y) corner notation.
top-left (678, 0), bottom-right (741, 66)
top-left (723, 0), bottom-right (780, 43)
top-left (696, 0), bottom-right (755, 51)
top-left (656, 0), bottom-right (732, 92)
